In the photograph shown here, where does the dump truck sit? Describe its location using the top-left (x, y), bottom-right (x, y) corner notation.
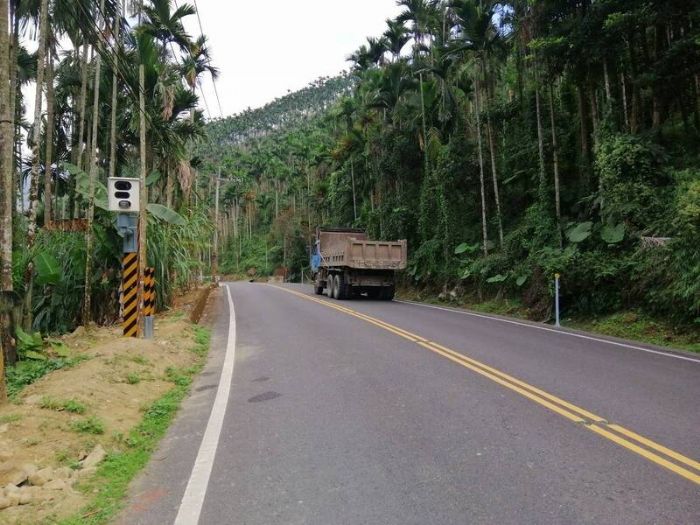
top-left (310, 227), bottom-right (407, 300)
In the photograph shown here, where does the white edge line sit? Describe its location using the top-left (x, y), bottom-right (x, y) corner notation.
top-left (395, 300), bottom-right (700, 364)
top-left (174, 284), bottom-right (237, 525)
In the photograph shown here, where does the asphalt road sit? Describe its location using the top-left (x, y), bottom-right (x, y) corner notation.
top-left (120, 282), bottom-right (700, 525)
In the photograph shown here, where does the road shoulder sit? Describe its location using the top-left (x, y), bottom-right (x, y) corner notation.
top-left (116, 287), bottom-right (229, 525)
top-left (393, 298), bottom-right (700, 362)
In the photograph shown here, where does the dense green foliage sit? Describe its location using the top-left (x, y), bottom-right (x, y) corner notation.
top-left (6, 356), bottom-right (80, 397)
top-left (202, 0), bottom-right (700, 326)
top-left (2, 0), bottom-right (216, 342)
top-left (0, 0), bottom-right (220, 403)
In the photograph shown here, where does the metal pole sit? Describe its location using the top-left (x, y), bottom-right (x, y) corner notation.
top-left (138, 64), bottom-right (147, 336)
top-left (118, 213), bottom-right (139, 337)
top-left (554, 273), bottom-right (561, 327)
top-left (143, 267), bottom-right (155, 339)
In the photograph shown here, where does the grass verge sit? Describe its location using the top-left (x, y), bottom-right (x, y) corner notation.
top-left (56, 326), bottom-right (211, 525)
top-left (6, 356), bottom-right (87, 400)
top-left (40, 396), bottom-right (88, 414)
top-left (398, 289), bottom-right (699, 354)
top-left (569, 312), bottom-right (700, 353)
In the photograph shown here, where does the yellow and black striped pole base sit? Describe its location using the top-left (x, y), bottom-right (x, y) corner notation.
top-left (122, 252), bottom-right (139, 337)
top-left (144, 267), bottom-right (155, 316)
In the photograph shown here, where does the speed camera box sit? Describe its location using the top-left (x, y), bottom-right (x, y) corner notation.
top-left (107, 177), bottom-right (140, 213)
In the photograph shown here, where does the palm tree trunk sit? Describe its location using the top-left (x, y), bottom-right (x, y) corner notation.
top-left (548, 85), bottom-right (563, 249)
top-left (589, 84), bottom-right (599, 145)
top-left (0, 0), bottom-right (13, 401)
top-left (628, 39), bottom-right (641, 133)
top-left (166, 166), bottom-right (173, 208)
top-left (695, 75), bottom-right (700, 120)
top-left (25, 0), bottom-right (50, 330)
top-left (44, 54), bottom-right (55, 227)
top-left (8, 4), bottom-right (20, 357)
top-left (351, 157), bottom-right (357, 221)
top-left (1, 0), bottom-right (14, 292)
top-left (473, 81), bottom-right (489, 256)
top-left (68, 49), bottom-right (80, 219)
top-left (237, 222), bottom-right (241, 271)
top-left (212, 172), bottom-right (220, 280)
top-left (419, 72), bottom-right (429, 182)
top-left (576, 84), bottom-right (590, 182)
top-left (8, 2), bottom-right (18, 219)
top-left (233, 201), bottom-right (238, 239)
top-left (306, 168), bottom-right (311, 230)
top-left (588, 83), bottom-right (603, 211)
top-left (535, 84), bottom-right (547, 200)
top-left (207, 171), bottom-right (213, 201)
top-left (138, 60), bottom-right (148, 335)
top-left (479, 57), bottom-right (504, 249)
top-left (620, 71), bottom-right (630, 131)
top-left (484, 96), bottom-right (504, 248)
top-left (84, 0), bottom-right (106, 325)
top-left (603, 59), bottom-right (612, 107)
top-left (693, 74), bottom-right (700, 131)
top-left (76, 43), bottom-right (90, 172)
top-left (109, 0), bottom-right (123, 179)
top-left (486, 122), bottom-right (504, 248)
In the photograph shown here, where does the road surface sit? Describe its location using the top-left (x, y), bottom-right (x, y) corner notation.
top-left (119, 282), bottom-right (700, 525)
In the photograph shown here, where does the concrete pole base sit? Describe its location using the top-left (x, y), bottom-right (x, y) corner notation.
top-left (144, 316), bottom-right (154, 339)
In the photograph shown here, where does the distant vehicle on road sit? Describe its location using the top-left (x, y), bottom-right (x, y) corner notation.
top-left (310, 227), bottom-right (407, 300)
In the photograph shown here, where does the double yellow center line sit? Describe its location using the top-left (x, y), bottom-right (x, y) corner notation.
top-left (270, 285), bottom-right (700, 485)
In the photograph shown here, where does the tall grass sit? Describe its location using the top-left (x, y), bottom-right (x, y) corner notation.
top-left (12, 208), bottom-right (212, 334)
top-left (147, 208), bottom-right (213, 310)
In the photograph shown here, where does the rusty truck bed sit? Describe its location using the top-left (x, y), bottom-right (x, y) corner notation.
top-left (321, 237), bottom-right (407, 270)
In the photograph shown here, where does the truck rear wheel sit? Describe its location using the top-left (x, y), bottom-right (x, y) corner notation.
top-left (336, 274), bottom-right (349, 300)
top-left (380, 286), bottom-right (395, 301)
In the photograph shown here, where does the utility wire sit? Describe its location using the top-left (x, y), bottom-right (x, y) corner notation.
top-left (184, 0), bottom-right (224, 117)
top-left (166, 38), bottom-right (212, 120)
top-left (196, 77), bottom-right (213, 120)
top-left (191, 0), bottom-right (223, 116)
top-left (171, 0), bottom-right (214, 119)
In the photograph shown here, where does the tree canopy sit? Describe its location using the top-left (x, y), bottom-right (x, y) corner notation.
top-left (202, 0), bottom-right (700, 328)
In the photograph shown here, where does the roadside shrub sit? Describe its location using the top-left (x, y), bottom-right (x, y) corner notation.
top-left (6, 358), bottom-right (78, 398)
top-left (595, 133), bottom-right (671, 232)
top-left (70, 416), bottom-right (105, 435)
top-left (40, 397), bottom-right (87, 414)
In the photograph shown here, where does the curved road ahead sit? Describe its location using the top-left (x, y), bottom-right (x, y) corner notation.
top-left (120, 282), bottom-right (700, 525)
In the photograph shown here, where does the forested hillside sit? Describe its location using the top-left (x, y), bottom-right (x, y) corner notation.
top-left (202, 0), bottom-right (699, 328)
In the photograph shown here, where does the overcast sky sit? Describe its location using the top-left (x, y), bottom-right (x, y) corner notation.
top-left (23, 1), bottom-right (402, 126)
top-left (182, 0), bottom-right (402, 118)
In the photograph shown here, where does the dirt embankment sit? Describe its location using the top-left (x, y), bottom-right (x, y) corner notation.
top-left (0, 287), bottom-right (218, 525)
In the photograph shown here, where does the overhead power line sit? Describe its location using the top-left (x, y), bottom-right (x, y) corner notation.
top-left (166, 38), bottom-right (212, 120)
top-left (190, 0), bottom-right (224, 117)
